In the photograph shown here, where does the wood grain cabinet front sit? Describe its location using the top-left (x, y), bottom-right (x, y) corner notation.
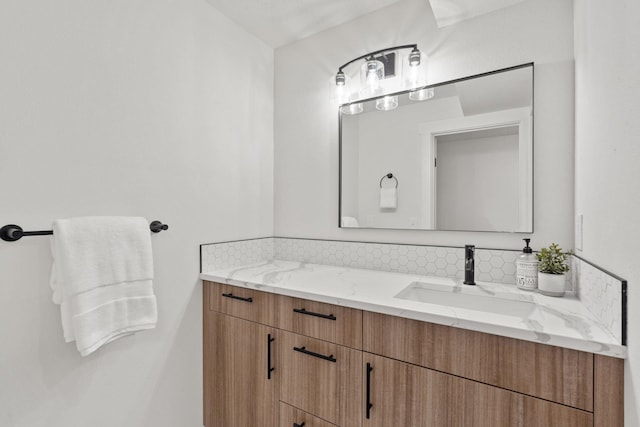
top-left (279, 402), bottom-right (338, 427)
top-left (277, 296), bottom-right (363, 349)
top-left (207, 281), bottom-right (277, 326)
top-left (279, 331), bottom-right (362, 426)
top-left (205, 311), bottom-right (278, 427)
top-left (363, 311), bottom-right (594, 411)
top-left (363, 353), bottom-right (593, 427)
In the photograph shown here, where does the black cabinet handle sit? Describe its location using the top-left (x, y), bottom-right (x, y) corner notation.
top-left (293, 308), bottom-right (336, 321)
top-left (293, 346), bottom-right (337, 363)
top-left (366, 362), bottom-right (373, 419)
top-left (293, 423), bottom-right (305, 427)
top-left (221, 292), bottom-right (253, 303)
top-left (267, 334), bottom-right (275, 380)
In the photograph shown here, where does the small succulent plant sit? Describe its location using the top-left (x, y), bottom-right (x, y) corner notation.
top-left (536, 243), bottom-right (571, 274)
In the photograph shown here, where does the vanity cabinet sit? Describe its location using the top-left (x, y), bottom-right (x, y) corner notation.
top-left (203, 281), bottom-right (623, 426)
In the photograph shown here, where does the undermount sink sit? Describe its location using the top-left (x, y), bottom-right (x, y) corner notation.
top-left (394, 281), bottom-right (536, 318)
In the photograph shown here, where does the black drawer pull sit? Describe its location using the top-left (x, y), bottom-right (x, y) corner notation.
top-left (293, 346), bottom-right (337, 363)
top-left (293, 423), bottom-right (305, 427)
top-left (293, 308), bottom-right (336, 321)
top-left (366, 362), bottom-right (373, 419)
top-left (221, 292), bottom-right (253, 303)
top-left (267, 334), bottom-right (275, 380)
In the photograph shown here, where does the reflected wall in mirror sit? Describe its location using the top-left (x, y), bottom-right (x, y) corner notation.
top-left (339, 63), bottom-right (533, 232)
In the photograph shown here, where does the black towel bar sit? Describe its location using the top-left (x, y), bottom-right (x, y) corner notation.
top-left (0, 220), bottom-right (169, 242)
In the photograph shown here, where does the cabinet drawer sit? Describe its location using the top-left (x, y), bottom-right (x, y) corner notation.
top-left (363, 312), bottom-right (594, 411)
top-left (363, 352), bottom-right (593, 427)
top-left (206, 281), bottom-right (277, 326)
top-left (279, 332), bottom-right (361, 426)
top-left (279, 402), bottom-right (337, 427)
top-left (277, 296), bottom-right (362, 349)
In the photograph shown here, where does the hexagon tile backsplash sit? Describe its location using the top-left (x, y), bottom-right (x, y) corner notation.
top-left (201, 237), bottom-right (540, 288)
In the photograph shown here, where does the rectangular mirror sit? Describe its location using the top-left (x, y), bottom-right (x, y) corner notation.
top-left (339, 63), bottom-right (533, 232)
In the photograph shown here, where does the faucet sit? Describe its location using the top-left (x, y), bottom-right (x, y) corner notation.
top-left (464, 245), bottom-right (476, 285)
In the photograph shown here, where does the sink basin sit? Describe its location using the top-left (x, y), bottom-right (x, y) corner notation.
top-left (394, 281), bottom-right (536, 318)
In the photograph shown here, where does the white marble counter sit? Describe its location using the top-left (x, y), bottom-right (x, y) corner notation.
top-left (200, 260), bottom-right (626, 358)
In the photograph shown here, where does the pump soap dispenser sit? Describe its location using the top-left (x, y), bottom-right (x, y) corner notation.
top-left (516, 238), bottom-right (538, 291)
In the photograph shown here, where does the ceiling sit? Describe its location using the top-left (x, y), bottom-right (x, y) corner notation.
top-left (428, 0), bottom-right (525, 28)
top-left (205, 0), bottom-right (526, 48)
top-left (205, 0), bottom-right (404, 48)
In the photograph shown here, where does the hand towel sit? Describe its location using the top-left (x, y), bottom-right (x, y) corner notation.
top-left (379, 188), bottom-right (397, 209)
top-left (341, 216), bottom-right (360, 227)
top-left (50, 216), bottom-right (157, 356)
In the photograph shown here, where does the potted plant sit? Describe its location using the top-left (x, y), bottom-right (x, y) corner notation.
top-left (536, 243), bottom-right (571, 296)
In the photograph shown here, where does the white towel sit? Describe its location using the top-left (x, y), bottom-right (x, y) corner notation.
top-left (50, 216), bottom-right (157, 356)
top-left (379, 188), bottom-right (397, 209)
top-left (341, 216), bottom-right (360, 227)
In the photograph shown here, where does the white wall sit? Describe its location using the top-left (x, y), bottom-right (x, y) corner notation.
top-left (574, 0), bottom-right (640, 424)
top-left (0, 1), bottom-right (273, 426)
top-left (274, 0), bottom-right (574, 251)
top-left (436, 133), bottom-right (519, 231)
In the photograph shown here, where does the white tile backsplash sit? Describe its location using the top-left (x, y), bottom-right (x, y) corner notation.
top-left (202, 237), bottom-right (525, 285)
top-left (571, 256), bottom-right (625, 344)
top-left (201, 237), bottom-right (274, 271)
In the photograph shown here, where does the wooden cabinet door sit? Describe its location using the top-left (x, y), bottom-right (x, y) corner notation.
top-left (206, 312), bottom-right (278, 427)
top-left (363, 353), bottom-right (593, 427)
top-left (279, 402), bottom-right (338, 427)
top-left (279, 331), bottom-right (362, 426)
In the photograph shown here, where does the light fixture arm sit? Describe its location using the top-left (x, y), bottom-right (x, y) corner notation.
top-left (336, 44), bottom-right (418, 73)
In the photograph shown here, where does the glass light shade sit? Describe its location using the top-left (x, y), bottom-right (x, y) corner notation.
top-left (341, 103), bottom-right (363, 115)
top-left (331, 73), bottom-right (351, 105)
top-left (409, 87), bottom-right (435, 101)
top-left (376, 95), bottom-right (398, 111)
top-left (360, 59), bottom-right (384, 95)
top-left (402, 51), bottom-right (428, 90)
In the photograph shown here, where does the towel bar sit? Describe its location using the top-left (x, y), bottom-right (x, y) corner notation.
top-left (0, 220), bottom-right (169, 242)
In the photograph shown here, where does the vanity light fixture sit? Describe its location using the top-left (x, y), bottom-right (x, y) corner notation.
top-left (376, 95), bottom-right (398, 111)
top-left (409, 87), bottom-right (435, 101)
top-left (333, 44), bottom-right (428, 111)
top-left (341, 102), bottom-right (364, 115)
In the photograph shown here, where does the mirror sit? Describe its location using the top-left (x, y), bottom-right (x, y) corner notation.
top-left (339, 63), bottom-right (533, 232)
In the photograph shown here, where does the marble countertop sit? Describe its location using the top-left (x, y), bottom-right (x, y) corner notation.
top-left (200, 260), bottom-right (626, 358)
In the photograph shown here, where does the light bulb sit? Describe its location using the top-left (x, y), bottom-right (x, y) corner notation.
top-left (360, 59), bottom-right (384, 97)
top-left (331, 71), bottom-right (351, 105)
top-left (402, 50), bottom-right (428, 90)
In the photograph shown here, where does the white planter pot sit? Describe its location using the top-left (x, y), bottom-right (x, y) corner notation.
top-left (538, 272), bottom-right (566, 297)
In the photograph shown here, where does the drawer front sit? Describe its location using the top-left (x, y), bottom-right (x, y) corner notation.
top-left (206, 281), bottom-right (277, 326)
top-left (363, 311), bottom-right (594, 411)
top-left (363, 352), bottom-right (593, 427)
top-left (277, 296), bottom-right (362, 349)
top-left (279, 402), bottom-right (337, 427)
top-left (279, 332), bottom-right (362, 426)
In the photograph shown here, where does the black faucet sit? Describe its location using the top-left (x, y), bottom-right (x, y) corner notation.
top-left (464, 245), bottom-right (476, 285)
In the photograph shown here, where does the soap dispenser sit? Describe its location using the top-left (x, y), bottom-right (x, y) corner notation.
top-left (516, 238), bottom-right (538, 291)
